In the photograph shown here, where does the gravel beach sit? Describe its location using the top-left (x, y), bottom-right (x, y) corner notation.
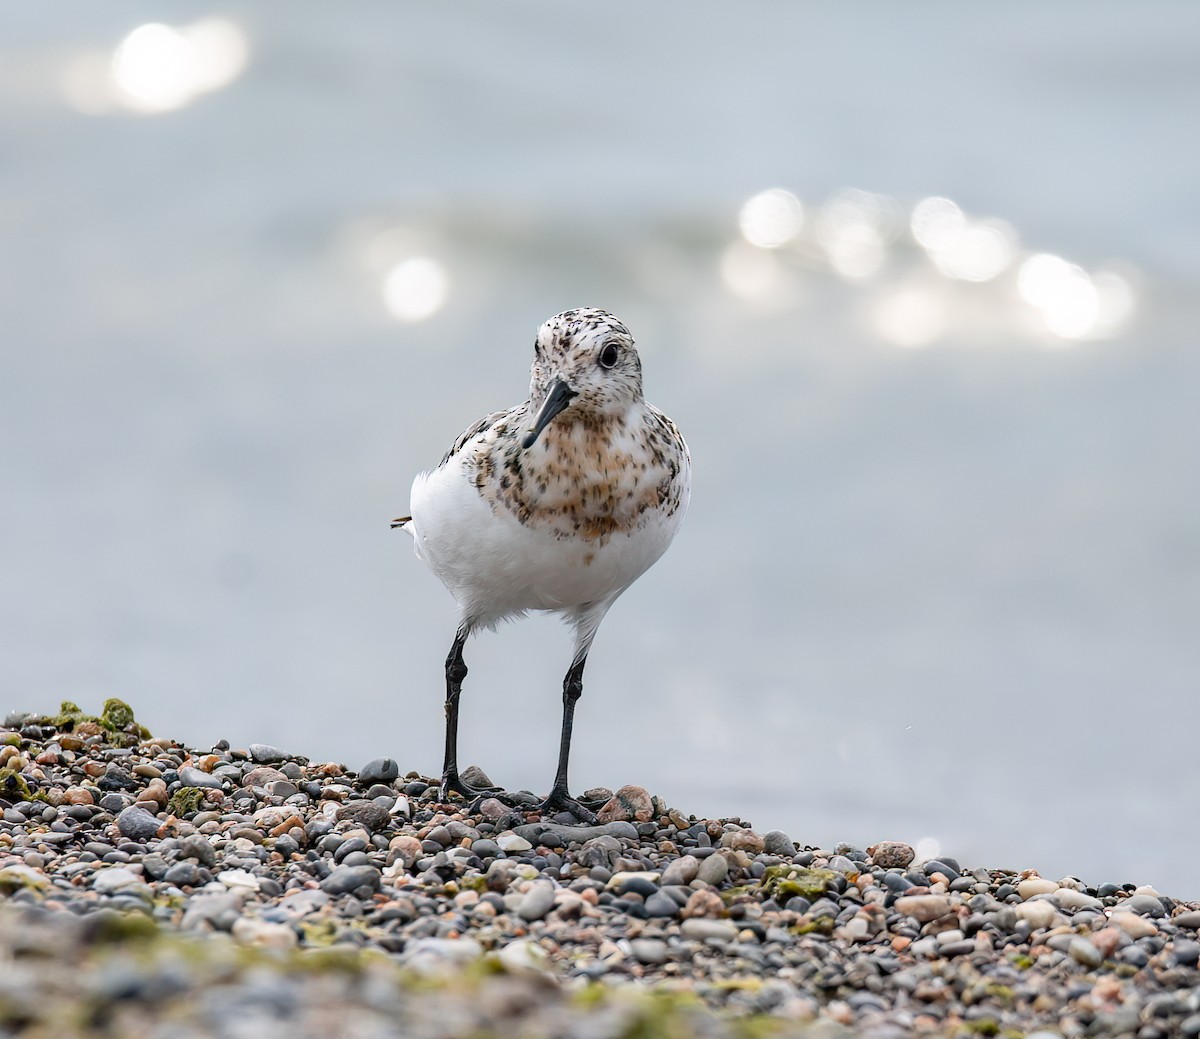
top-left (2, 701), bottom-right (1199, 1038)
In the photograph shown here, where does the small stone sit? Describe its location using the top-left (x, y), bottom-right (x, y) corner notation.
top-left (869, 841), bottom-right (915, 869)
top-left (1069, 937), bottom-right (1102, 968)
top-left (1091, 927), bottom-right (1124, 959)
top-left (164, 862), bottom-right (202, 886)
top-left (1173, 939), bottom-right (1200, 966)
top-left (660, 857), bottom-right (699, 886)
top-left (644, 891), bottom-right (681, 918)
top-left (386, 834), bottom-right (422, 870)
top-left (93, 867), bottom-right (147, 896)
top-left (403, 937), bottom-right (484, 976)
top-left (517, 879), bottom-right (557, 921)
top-left (116, 805), bottom-right (160, 841)
top-left (179, 835), bottom-right (217, 867)
top-left (336, 800), bottom-right (391, 832)
top-left (1014, 900), bottom-right (1059, 930)
top-left (595, 784), bottom-right (653, 823)
top-left (231, 917), bottom-right (298, 949)
top-left (682, 889), bottom-right (725, 919)
top-left (631, 938), bottom-right (668, 965)
top-left (219, 869), bottom-right (261, 892)
top-left (477, 798), bottom-right (510, 822)
top-left (319, 864), bottom-right (382, 896)
top-left (696, 854), bottom-right (728, 887)
top-left (357, 757), bottom-right (400, 785)
top-left (459, 764), bottom-right (494, 789)
top-left (681, 917), bottom-right (737, 940)
top-left (763, 830), bottom-right (796, 856)
top-left (1173, 910), bottom-right (1200, 930)
top-left (1055, 887), bottom-right (1102, 911)
top-left (495, 939), bottom-right (551, 974)
top-left (248, 743), bottom-right (286, 764)
top-left (1121, 893), bottom-right (1166, 918)
top-left (719, 829), bottom-right (764, 854)
top-left (497, 832), bottom-right (533, 853)
top-left (1109, 909), bottom-right (1158, 938)
top-left (1016, 877), bottom-right (1059, 899)
top-left (178, 766), bottom-right (223, 789)
top-left (894, 894), bottom-right (953, 923)
top-left (242, 765), bottom-right (287, 786)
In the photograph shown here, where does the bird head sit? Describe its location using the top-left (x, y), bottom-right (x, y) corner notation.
top-left (523, 308), bottom-right (644, 449)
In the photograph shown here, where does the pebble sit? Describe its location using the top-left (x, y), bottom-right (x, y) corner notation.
top-left (870, 841), bottom-right (915, 869)
top-left (517, 880), bottom-right (557, 921)
top-left (248, 744), bottom-right (286, 764)
top-left (357, 757), bottom-right (400, 785)
top-left (1069, 936), bottom-right (1103, 968)
top-left (681, 918), bottom-right (738, 941)
top-left (763, 830), bottom-right (796, 856)
top-left (696, 854), bottom-right (728, 886)
top-left (894, 894), bottom-right (952, 923)
top-left (178, 767), bottom-right (223, 790)
top-left (116, 805), bottom-right (160, 840)
top-left (596, 784), bottom-right (653, 823)
top-left (92, 867), bottom-right (147, 896)
top-left (1014, 900), bottom-right (1059, 929)
top-left (1, 707), bottom-right (1199, 1039)
top-left (319, 864), bottom-right (382, 896)
top-left (497, 832), bottom-right (533, 853)
top-left (630, 938), bottom-right (668, 964)
top-left (1016, 876), bottom-right (1059, 899)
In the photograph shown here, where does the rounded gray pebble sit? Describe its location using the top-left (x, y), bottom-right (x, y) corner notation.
top-left (644, 890), bottom-right (681, 918)
top-left (1069, 937), bottom-right (1102, 968)
top-left (517, 880), bottom-right (556, 921)
top-left (116, 805), bottom-right (160, 841)
top-left (631, 938), bottom-right (668, 965)
top-left (763, 830), bottom-right (796, 856)
top-left (358, 757), bottom-right (400, 785)
top-left (319, 864), bottom-right (382, 895)
top-left (697, 854), bottom-right (728, 886)
top-left (248, 743), bottom-right (286, 764)
top-left (178, 767), bottom-right (223, 790)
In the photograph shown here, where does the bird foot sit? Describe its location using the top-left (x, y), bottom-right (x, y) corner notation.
top-left (438, 774), bottom-right (501, 803)
top-left (533, 786), bottom-right (599, 824)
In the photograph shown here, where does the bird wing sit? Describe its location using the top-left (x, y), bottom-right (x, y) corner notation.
top-left (438, 407), bottom-right (516, 467)
top-left (390, 515), bottom-right (412, 529)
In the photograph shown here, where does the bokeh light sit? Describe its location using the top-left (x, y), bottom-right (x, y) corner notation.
top-left (738, 188), bottom-right (804, 249)
top-left (382, 257), bottom-right (449, 322)
top-left (1018, 253), bottom-right (1099, 340)
top-left (910, 197), bottom-right (967, 252)
top-left (64, 19), bottom-right (249, 115)
top-left (816, 188), bottom-right (900, 280)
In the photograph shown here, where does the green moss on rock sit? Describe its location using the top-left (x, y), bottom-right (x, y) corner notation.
top-left (168, 787), bottom-right (206, 817)
top-left (0, 768), bottom-right (33, 801)
top-left (760, 864), bottom-right (837, 902)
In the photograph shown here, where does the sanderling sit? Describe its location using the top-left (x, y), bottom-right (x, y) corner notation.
top-left (393, 308), bottom-right (691, 820)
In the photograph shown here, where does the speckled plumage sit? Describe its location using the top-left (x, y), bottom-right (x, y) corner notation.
top-left (393, 308), bottom-right (690, 816)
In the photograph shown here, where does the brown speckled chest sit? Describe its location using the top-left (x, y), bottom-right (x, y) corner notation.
top-left (467, 406), bottom-right (687, 545)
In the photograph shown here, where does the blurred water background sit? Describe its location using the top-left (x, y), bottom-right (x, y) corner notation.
top-left (3, 4), bottom-right (1199, 895)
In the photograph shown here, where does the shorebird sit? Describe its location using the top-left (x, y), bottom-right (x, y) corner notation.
top-left (393, 308), bottom-right (691, 819)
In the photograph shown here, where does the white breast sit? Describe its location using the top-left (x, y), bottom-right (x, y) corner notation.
top-left (409, 454), bottom-right (688, 630)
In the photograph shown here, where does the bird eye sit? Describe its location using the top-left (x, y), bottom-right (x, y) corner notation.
top-left (598, 342), bottom-right (620, 369)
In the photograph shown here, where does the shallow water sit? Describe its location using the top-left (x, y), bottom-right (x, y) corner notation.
top-left (3, 4), bottom-right (1199, 896)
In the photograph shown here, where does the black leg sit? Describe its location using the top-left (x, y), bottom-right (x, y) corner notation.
top-left (535, 656), bottom-right (597, 822)
top-left (439, 629), bottom-right (485, 801)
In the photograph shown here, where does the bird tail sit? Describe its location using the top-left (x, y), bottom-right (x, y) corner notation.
top-left (390, 515), bottom-right (413, 531)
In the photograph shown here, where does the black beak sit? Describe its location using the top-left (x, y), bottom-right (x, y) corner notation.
top-left (522, 377), bottom-right (578, 449)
